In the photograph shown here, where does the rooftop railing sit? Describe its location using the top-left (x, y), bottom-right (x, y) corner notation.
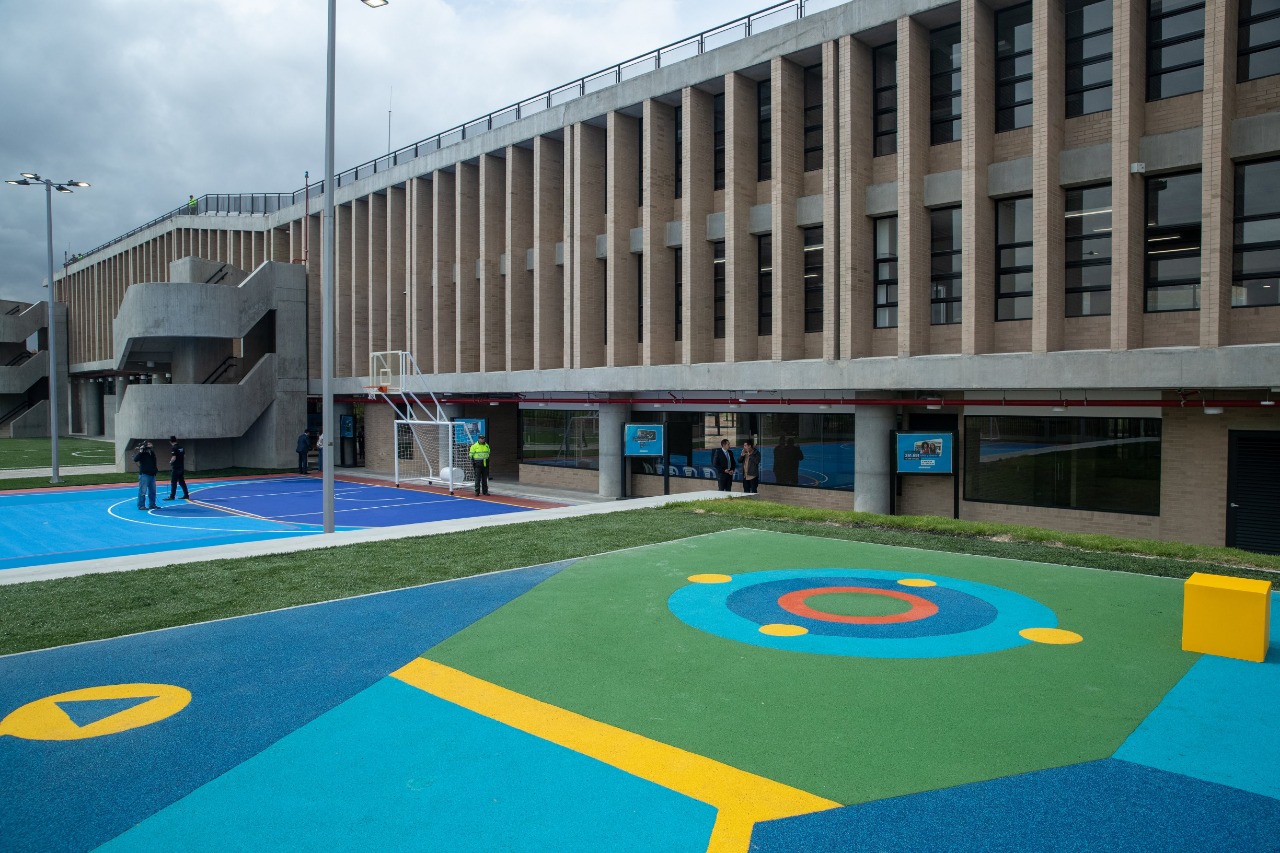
top-left (73, 0), bottom-right (839, 265)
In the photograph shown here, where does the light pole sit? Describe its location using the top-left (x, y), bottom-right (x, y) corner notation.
top-left (323, 0), bottom-right (389, 533)
top-left (5, 173), bottom-right (89, 484)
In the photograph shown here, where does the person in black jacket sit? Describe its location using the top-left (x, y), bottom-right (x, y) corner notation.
top-left (166, 436), bottom-right (190, 500)
top-left (133, 440), bottom-right (159, 510)
top-left (712, 438), bottom-right (736, 491)
top-left (296, 430), bottom-right (311, 474)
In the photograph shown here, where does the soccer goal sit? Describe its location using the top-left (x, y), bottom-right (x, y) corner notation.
top-left (369, 351), bottom-right (474, 492)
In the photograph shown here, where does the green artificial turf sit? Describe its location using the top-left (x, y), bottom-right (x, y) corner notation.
top-left (425, 529), bottom-right (1195, 804)
top-left (0, 437), bottom-right (115, 469)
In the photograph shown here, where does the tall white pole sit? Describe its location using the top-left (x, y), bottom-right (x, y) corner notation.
top-left (322, 0), bottom-right (337, 533)
top-left (44, 180), bottom-right (60, 485)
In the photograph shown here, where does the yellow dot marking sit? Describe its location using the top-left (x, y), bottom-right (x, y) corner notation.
top-left (688, 573), bottom-right (732, 584)
top-left (898, 578), bottom-right (937, 587)
top-left (1021, 627), bottom-right (1084, 645)
top-left (0, 683), bottom-right (191, 741)
top-left (759, 623), bottom-right (809, 637)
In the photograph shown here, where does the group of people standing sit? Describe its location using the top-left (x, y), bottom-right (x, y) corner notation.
top-left (297, 430), bottom-right (322, 475)
top-left (711, 436), bottom-right (804, 493)
top-left (132, 436), bottom-right (188, 510)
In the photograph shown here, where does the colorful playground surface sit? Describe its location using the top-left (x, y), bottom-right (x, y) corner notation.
top-left (2, 530), bottom-right (1278, 851)
top-left (0, 476), bottom-right (535, 573)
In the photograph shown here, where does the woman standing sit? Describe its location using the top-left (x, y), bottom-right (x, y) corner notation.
top-left (740, 439), bottom-right (760, 494)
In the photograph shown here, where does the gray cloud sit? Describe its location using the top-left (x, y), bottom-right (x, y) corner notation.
top-left (1, 0), bottom-right (755, 302)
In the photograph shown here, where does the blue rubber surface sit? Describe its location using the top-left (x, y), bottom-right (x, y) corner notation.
top-left (99, 677), bottom-right (717, 853)
top-left (749, 758), bottom-right (1280, 852)
top-left (0, 561), bottom-right (574, 853)
top-left (0, 477), bottom-right (530, 572)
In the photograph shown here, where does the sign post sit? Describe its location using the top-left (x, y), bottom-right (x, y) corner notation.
top-left (890, 431), bottom-right (959, 519)
top-left (623, 423), bottom-right (667, 498)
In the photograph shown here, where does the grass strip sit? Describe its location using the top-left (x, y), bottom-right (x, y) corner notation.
top-left (0, 501), bottom-right (1271, 657)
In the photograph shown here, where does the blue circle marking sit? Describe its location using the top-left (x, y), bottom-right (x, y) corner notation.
top-left (668, 569), bottom-right (1058, 658)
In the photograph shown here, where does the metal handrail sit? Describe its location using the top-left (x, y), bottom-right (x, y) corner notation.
top-left (0, 400), bottom-right (32, 424)
top-left (5, 350), bottom-right (34, 367)
top-left (202, 355), bottom-right (238, 385)
top-left (70, 0), bottom-right (822, 266)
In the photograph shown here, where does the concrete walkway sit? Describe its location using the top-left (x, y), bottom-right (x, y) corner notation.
top-left (0, 472), bottom-right (736, 585)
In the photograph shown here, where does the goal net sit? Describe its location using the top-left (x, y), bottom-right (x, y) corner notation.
top-left (394, 419), bottom-right (474, 492)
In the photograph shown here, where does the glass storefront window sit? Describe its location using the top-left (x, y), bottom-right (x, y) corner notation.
top-left (519, 410), bottom-right (600, 470)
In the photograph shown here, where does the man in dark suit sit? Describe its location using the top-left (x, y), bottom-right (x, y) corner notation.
top-left (166, 436), bottom-right (190, 500)
top-left (712, 438), bottom-right (736, 491)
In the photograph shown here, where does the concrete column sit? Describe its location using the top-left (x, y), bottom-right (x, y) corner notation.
top-left (961, 0), bottom-right (996, 356)
top-left (771, 56), bottom-right (805, 361)
top-left (724, 71), bottom-right (757, 363)
top-left (681, 86), bottom-right (714, 365)
top-left (853, 401), bottom-right (895, 514)
top-left (433, 169), bottom-right (457, 374)
top-left (85, 379), bottom-right (104, 436)
top-left (597, 402), bottom-right (630, 499)
top-left (1032, 0), bottom-right (1066, 353)
top-left (898, 17), bottom-right (932, 357)
top-left (606, 111), bottom-right (641, 367)
top-left (1200, 0), bottom-right (1239, 347)
top-left (1110, 0), bottom-right (1146, 350)
top-left (479, 153), bottom-right (506, 372)
top-left (507, 144), bottom-right (534, 372)
top-left (456, 160), bottom-right (481, 373)
top-left (533, 135), bottom-right (564, 370)
top-left (840, 35), bottom-right (874, 359)
top-left (642, 98), bottom-right (677, 367)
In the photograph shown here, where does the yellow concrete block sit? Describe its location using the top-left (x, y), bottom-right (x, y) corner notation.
top-left (1182, 572), bottom-right (1272, 663)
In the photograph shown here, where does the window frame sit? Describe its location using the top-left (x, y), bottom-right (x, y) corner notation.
top-left (1146, 0), bottom-right (1205, 101)
top-left (757, 78), bottom-right (772, 182)
top-left (931, 205), bottom-right (964, 325)
top-left (803, 63), bottom-right (823, 172)
top-left (873, 43), bottom-right (898, 157)
top-left (1065, 0), bottom-right (1114, 117)
top-left (995, 2), bottom-right (1035, 131)
top-left (713, 240), bottom-right (726, 338)
top-left (674, 247), bottom-right (683, 341)
top-left (930, 24), bottom-right (963, 145)
top-left (674, 104), bottom-right (683, 200)
top-left (1065, 182), bottom-right (1114, 317)
top-left (1143, 169), bottom-right (1203, 312)
top-left (713, 93), bottom-right (726, 191)
top-left (995, 195), bottom-right (1034, 321)
top-left (1239, 0), bottom-right (1280, 82)
top-left (874, 216), bottom-right (899, 329)
top-left (803, 225), bottom-right (823, 333)
top-left (758, 233), bottom-right (773, 336)
top-left (1233, 157), bottom-right (1280, 308)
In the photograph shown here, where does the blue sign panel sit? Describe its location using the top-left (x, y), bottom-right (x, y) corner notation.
top-left (896, 432), bottom-right (954, 474)
top-left (624, 423), bottom-right (665, 457)
top-left (454, 418), bottom-right (487, 445)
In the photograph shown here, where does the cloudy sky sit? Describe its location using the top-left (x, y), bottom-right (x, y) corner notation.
top-left (0, 0), bottom-right (776, 303)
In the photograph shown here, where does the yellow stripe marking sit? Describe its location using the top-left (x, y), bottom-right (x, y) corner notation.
top-left (391, 657), bottom-right (839, 853)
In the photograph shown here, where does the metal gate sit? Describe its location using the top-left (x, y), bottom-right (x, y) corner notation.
top-left (1227, 430), bottom-right (1280, 555)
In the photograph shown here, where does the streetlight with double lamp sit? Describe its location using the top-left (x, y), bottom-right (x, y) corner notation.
top-left (321, 0), bottom-right (389, 532)
top-left (5, 173), bottom-right (90, 484)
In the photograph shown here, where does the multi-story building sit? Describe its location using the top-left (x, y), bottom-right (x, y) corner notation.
top-left (51, 0), bottom-right (1280, 552)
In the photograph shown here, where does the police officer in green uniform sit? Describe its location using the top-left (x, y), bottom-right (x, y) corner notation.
top-left (469, 434), bottom-right (491, 496)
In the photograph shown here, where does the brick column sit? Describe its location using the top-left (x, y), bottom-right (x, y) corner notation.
top-left (840, 35), bottom-right (874, 359)
top-left (305, 214), bottom-right (322, 379)
top-left (335, 202), bottom-right (353, 377)
top-left (478, 153), bottom-right (506, 372)
top-left (455, 161), bottom-right (480, 373)
top-left (898, 16), bottom-right (932, 357)
top-left (562, 125), bottom-right (576, 368)
top-left (606, 111), bottom-right (640, 367)
top-left (725, 71), bottom-right (757, 363)
top-left (367, 192), bottom-right (388, 359)
top-left (1110, 0), bottom-right (1146, 350)
top-left (682, 86), bottom-right (714, 365)
top-left (821, 40), bottom-right (843, 361)
top-left (1200, 0), bottom-right (1239, 347)
top-left (507, 144), bottom-right (534, 372)
top-left (387, 184), bottom-right (407, 353)
top-left (432, 169), bottom-right (457, 374)
top-left (408, 176), bottom-right (433, 371)
top-left (772, 56), bottom-right (805, 361)
top-left (1032, 0), bottom-right (1066, 353)
top-left (643, 98), bottom-right (677, 366)
top-left (533, 135), bottom-right (564, 370)
top-left (572, 122), bottom-right (607, 368)
top-left (961, 0), bottom-right (996, 356)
